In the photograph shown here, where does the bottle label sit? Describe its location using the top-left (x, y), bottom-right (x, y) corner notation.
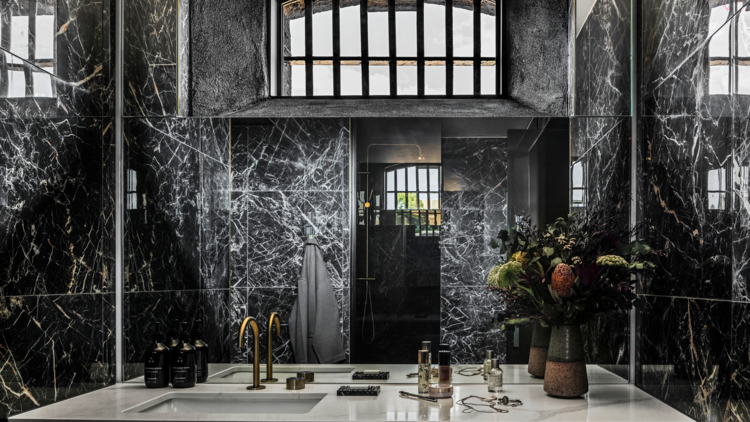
top-left (145, 367), bottom-right (163, 384)
top-left (196, 351), bottom-right (202, 377)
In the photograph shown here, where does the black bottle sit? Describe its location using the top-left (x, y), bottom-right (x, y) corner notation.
top-left (170, 328), bottom-right (197, 388)
top-left (192, 319), bottom-right (209, 383)
top-left (167, 319), bottom-right (181, 350)
top-left (143, 329), bottom-right (170, 388)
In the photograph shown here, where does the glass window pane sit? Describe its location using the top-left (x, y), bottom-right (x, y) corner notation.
top-left (740, 4), bottom-right (750, 57)
top-left (708, 192), bottom-right (725, 210)
top-left (480, 64), bottom-right (495, 95)
top-left (708, 168), bottom-right (726, 190)
top-left (709, 65), bottom-right (729, 95)
top-left (429, 168), bottom-right (439, 191)
top-left (419, 193), bottom-right (428, 209)
top-left (291, 64), bottom-right (306, 96)
top-left (739, 65), bottom-right (750, 95)
top-left (453, 3), bottom-right (473, 57)
top-left (8, 70), bottom-right (26, 97)
top-left (313, 0), bottom-right (333, 56)
top-left (36, 15), bottom-right (54, 60)
top-left (342, 63), bottom-right (363, 95)
top-left (387, 170), bottom-right (395, 191)
top-left (453, 64), bottom-right (473, 94)
top-left (368, 1), bottom-right (389, 56)
top-left (397, 192), bottom-right (406, 208)
top-left (32, 71), bottom-right (53, 97)
top-left (480, 1), bottom-right (496, 57)
top-left (708, 4), bottom-right (730, 57)
top-left (340, 5), bottom-right (362, 56)
top-left (430, 193), bottom-right (440, 209)
top-left (408, 192), bottom-right (417, 209)
top-left (407, 166), bottom-right (417, 190)
top-left (397, 65), bottom-right (417, 95)
top-left (572, 162), bottom-right (584, 188)
top-left (284, 0), bottom-right (306, 57)
top-left (396, 168), bottom-right (406, 190)
top-left (313, 64), bottom-right (334, 95)
top-left (425, 63), bottom-right (446, 95)
top-left (572, 190), bottom-right (584, 203)
top-left (424, 2), bottom-right (446, 56)
top-left (418, 168), bottom-right (428, 191)
top-left (11, 16), bottom-right (29, 63)
top-left (396, 0), bottom-right (417, 56)
top-left (369, 63), bottom-right (390, 95)
top-left (387, 192), bottom-right (395, 209)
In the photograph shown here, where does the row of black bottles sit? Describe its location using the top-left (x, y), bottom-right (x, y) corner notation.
top-left (144, 319), bottom-right (209, 388)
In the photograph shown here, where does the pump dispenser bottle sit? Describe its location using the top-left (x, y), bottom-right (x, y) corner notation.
top-left (167, 319), bottom-right (181, 349)
top-left (171, 323), bottom-right (197, 388)
top-left (483, 350), bottom-right (493, 380)
top-left (143, 326), bottom-right (170, 388)
top-left (192, 319), bottom-right (209, 383)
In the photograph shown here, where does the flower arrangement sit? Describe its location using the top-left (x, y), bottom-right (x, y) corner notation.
top-left (488, 206), bottom-right (656, 329)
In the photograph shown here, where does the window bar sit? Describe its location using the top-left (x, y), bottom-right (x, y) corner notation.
top-left (500, 0), bottom-right (508, 96)
top-left (417, 0), bottom-right (424, 96)
top-left (305, 0), bottom-right (313, 96)
top-left (25, 0), bottom-right (38, 97)
top-left (496, 0), bottom-right (501, 96)
top-left (446, 0), bottom-right (453, 95)
top-left (361, 0), bottom-right (369, 96)
top-left (333, 0), bottom-right (341, 97)
top-left (473, 0), bottom-right (480, 96)
top-left (388, 0), bottom-right (397, 96)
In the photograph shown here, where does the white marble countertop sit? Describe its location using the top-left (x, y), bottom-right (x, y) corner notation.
top-left (125, 364), bottom-right (629, 386)
top-left (12, 379), bottom-right (691, 422)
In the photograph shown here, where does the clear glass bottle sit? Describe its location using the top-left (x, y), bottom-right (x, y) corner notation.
top-left (418, 350), bottom-right (430, 394)
top-left (488, 358), bottom-right (503, 392)
top-left (483, 350), bottom-right (492, 380)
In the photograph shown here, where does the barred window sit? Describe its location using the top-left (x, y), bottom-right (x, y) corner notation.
top-left (275, 0), bottom-right (502, 98)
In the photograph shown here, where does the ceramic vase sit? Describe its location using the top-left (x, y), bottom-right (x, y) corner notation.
top-left (543, 324), bottom-right (589, 397)
top-left (527, 321), bottom-right (552, 378)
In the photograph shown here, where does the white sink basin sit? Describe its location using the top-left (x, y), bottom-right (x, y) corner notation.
top-left (124, 392), bottom-right (326, 414)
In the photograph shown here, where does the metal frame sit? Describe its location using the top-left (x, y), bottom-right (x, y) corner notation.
top-left (115, 0), bottom-right (124, 384)
top-left (272, 0), bottom-right (506, 98)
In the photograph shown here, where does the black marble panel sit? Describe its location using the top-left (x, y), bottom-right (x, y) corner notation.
top-left (640, 116), bottom-right (732, 300)
top-left (636, 295), bottom-right (731, 422)
top-left (0, 118), bottom-right (106, 295)
top-left (440, 286), bottom-right (505, 364)
top-left (124, 118), bottom-right (201, 292)
top-left (124, 0), bottom-right (178, 116)
top-left (201, 289), bottom-right (233, 364)
top-left (581, 313), bottom-right (629, 380)
top-left (0, 294), bottom-right (112, 418)
top-left (575, 0), bottom-right (631, 116)
top-left (230, 191), bottom-right (248, 288)
top-left (733, 96), bottom-right (750, 302)
top-left (229, 287), bottom-right (249, 363)
top-left (201, 121), bottom-right (230, 290)
top-left (727, 301), bottom-right (750, 420)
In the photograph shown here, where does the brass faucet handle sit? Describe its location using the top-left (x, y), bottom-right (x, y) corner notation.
top-left (269, 312), bottom-right (281, 336)
top-left (238, 317), bottom-right (258, 349)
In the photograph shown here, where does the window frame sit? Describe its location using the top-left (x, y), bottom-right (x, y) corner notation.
top-left (384, 163), bottom-right (442, 236)
top-left (270, 0), bottom-right (507, 99)
top-left (0, 0), bottom-right (57, 98)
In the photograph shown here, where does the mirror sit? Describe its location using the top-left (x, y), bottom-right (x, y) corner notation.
top-left (123, 117), bottom-right (629, 385)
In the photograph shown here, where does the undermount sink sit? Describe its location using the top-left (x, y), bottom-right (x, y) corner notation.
top-left (207, 365), bottom-right (355, 382)
top-left (124, 392), bottom-right (327, 414)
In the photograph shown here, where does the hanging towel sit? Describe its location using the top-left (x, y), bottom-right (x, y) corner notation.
top-left (289, 238), bottom-right (346, 364)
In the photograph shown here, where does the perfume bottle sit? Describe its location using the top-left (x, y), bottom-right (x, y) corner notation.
top-left (488, 358), bottom-right (503, 393)
top-left (483, 350), bottom-right (492, 380)
top-left (438, 347), bottom-right (451, 386)
top-left (418, 350), bottom-right (430, 394)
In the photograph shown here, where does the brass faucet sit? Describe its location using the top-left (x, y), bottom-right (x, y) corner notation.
top-left (262, 312), bottom-right (282, 383)
top-left (238, 316), bottom-right (265, 390)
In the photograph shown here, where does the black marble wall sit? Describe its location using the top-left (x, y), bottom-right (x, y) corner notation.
top-left (0, 0), bottom-right (115, 417)
top-left (573, 0), bottom-right (632, 381)
top-left (440, 138), bottom-right (507, 364)
top-left (123, 117), bottom-right (232, 378)
top-left (231, 118), bottom-right (350, 364)
top-left (634, 1), bottom-right (750, 421)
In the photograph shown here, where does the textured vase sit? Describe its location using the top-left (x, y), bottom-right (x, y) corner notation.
top-left (528, 322), bottom-right (552, 378)
top-left (543, 324), bottom-right (589, 397)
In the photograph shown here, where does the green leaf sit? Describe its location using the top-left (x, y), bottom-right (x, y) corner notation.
top-left (499, 244), bottom-right (507, 254)
top-left (543, 247), bottom-right (555, 257)
top-left (490, 239), bottom-right (499, 249)
top-left (551, 257), bottom-right (563, 267)
top-left (499, 230), bottom-right (509, 242)
top-left (529, 256), bottom-right (541, 264)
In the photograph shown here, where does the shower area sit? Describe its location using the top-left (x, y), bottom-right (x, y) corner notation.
top-left (351, 118), bottom-right (532, 364)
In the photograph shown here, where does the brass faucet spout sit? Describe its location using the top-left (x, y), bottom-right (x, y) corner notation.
top-left (262, 312), bottom-right (282, 383)
top-left (238, 316), bottom-right (265, 390)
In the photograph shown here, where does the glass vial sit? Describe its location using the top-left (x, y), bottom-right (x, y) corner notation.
top-left (483, 350), bottom-right (493, 380)
top-left (418, 350), bottom-right (430, 394)
top-left (488, 358), bottom-right (503, 393)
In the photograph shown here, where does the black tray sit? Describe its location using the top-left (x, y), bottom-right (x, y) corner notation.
top-left (352, 371), bottom-right (390, 380)
top-left (337, 386), bottom-right (381, 396)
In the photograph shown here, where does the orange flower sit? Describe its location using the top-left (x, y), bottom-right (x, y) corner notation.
top-left (551, 264), bottom-right (576, 297)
